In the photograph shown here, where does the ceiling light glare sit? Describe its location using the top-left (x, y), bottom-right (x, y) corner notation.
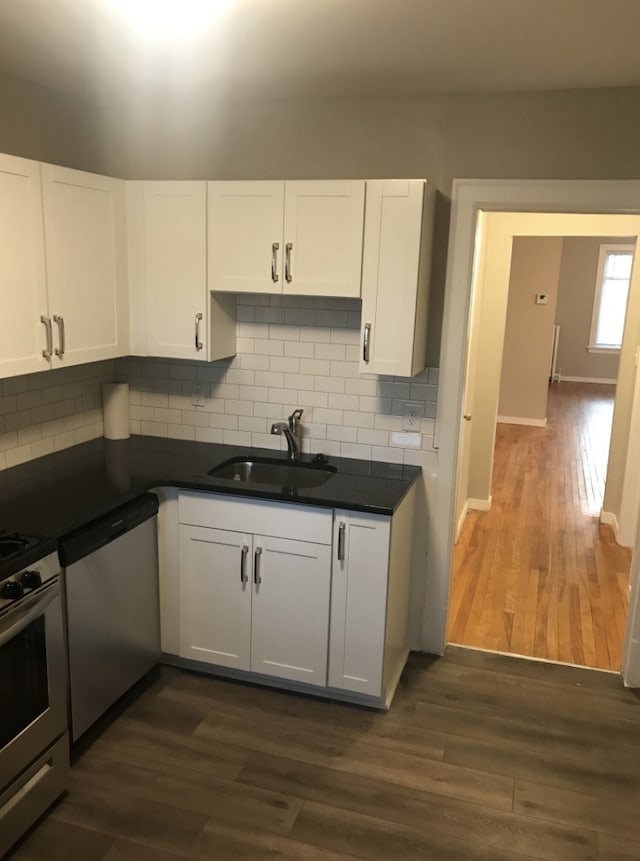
top-left (106, 0), bottom-right (230, 41)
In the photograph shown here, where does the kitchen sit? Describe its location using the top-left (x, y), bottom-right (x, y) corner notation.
top-left (2, 2), bottom-right (640, 859)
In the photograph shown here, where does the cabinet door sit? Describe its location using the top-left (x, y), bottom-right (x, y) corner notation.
top-left (283, 181), bottom-right (365, 297)
top-left (251, 535), bottom-right (330, 685)
top-left (41, 164), bottom-right (128, 366)
top-left (329, 511), bottom-right (391, 697)
top-left (360, 179), bottom-right (428, 376)
top-left (179, 525), bottom-right (252, 670)
top-left (142, 181), bottom-right (208, 361)
top-left (208, 181), bottom-right (284, 294)
top-left (0, 155), bottom-right (50, 377)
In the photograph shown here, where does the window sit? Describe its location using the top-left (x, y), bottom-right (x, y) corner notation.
top-left (588, 243), bottom-right (635, 352)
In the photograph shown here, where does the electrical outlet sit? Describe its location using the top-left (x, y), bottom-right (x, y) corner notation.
top-left (402, 401), bottom-right (422, 431)
top-left (191, 382), bottom-right (205, 407)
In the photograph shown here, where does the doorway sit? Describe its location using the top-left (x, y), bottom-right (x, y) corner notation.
top-left (427, 193), bottom-right (640, 686)
top-left (448, 226), bottom-right (635, 670)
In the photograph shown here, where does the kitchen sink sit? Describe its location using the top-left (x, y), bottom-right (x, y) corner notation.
top-left (208, 457), bottom-right (336, 488)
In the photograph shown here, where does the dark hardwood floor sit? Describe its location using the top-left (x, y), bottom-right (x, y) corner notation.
top-left (8, 648), bottom-right (640, 861)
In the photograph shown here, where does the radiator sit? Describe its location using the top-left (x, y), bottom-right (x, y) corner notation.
top-left (550, 323), bottom-right (560, 383)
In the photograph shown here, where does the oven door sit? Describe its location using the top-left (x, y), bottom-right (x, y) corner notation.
top-left (0, 579), bottom-right (67, 790)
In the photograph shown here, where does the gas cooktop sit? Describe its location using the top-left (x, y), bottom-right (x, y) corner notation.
top-left (0, 531), bottom-right (56, 584)
top-left (0, 532), bottom-right (39, 561)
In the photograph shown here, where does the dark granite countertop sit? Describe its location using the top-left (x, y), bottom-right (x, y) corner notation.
top-left (0, 436), bottom-right (421, 553)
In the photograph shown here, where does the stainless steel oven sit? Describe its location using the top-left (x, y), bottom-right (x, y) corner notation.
top-left (0, 551), bottom-right (69, 857)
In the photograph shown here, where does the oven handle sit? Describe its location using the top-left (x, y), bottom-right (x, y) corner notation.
top-left (0, 583), bottom-right (58, 648)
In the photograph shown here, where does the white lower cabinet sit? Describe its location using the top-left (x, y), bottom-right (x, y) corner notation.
top-left (172, 487), bottom-right (416, 706)
top-left (328, 512), bottom-right (391, 697)
top-left (177, 493), bottom-right (332, 687)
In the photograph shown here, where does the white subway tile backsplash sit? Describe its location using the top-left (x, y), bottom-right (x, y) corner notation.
top-left (255, 371), bottom-right (284, 388)
top-left (326, 424), bottom-right (358, 444)
top-left (239, 416), bottom-right (268, 434)
top-left (328, 393), bottom-right (360, 411)
top-left (0, 300), bottom-right (439, 474)
top-left (314, 375), bottom-right (345, 394)
top-left (223, 429), bottom-right (252, 446)
top-left (224, 399), bottom-right (253, 417)
top-left (254, 339), bottom-right (284, 356)
top-left (341, 443), bottom-right (373, 460)
top-left (195, 427), bottom-right (224, 444)
top-left (269, 356), bottom-right (300, 374)
top-left (342, 410), bottom-right (376, 429)
top-left (285, 341), bottom-right (315, 358)
top-left (359, 396), bottom-right (391, 414)
top-left (315, 343), bottom-right (346, 361)
top-left (211, 413), bottom-right (238, 430)
top-left (283, 373), bottom-right (314, 391)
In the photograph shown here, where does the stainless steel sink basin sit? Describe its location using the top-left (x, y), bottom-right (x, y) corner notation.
top-left (208, 457), bottom-right (336, 488)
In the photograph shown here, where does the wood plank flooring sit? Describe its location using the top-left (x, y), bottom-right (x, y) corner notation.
top-left (8, 650), bottom-right (640, 861)
top-left (449, 382), bottom-right (631, 670)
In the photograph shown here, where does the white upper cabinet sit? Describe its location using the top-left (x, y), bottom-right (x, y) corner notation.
top-left (208, 181), bottom-right (284, 295)
top-left (0, 155), bottom-right (50, 377)
top-left (360, 179), bottom-right (434, 377)
top-left (41, 164), bottom-right (128, 367)
top-left (208, 180), bottom-right (365, 297)
top-left (283, 181), bottom-right (365, 297)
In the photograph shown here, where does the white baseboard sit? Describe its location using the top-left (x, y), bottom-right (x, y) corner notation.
top-left (497, 415), bottom-right (547, 428)
top-left (560, 375), bottom-right (617, 385)
top-left (600, 510), bottom-right (620, 542)
top-left (455, 500), bottom-right (469, 543)
top-left (468, 496), bottom-right (492, 512)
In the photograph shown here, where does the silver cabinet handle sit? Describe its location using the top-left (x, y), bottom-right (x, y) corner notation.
top-left (337, 522), bottom-right (346, 561)
top-left (271, 242), bottom-right (280, 283)
top-left (53, 314), bottom-right (65, 357)
top-left (363, 322), bottom-right (371, 363)
top-left (195, 312), bottom-right (203, 351)
top-left (41, 315), bottom-right (52, 359)
top-left (240, 544), bottom-right (249, 583)
top-left (285, 242), bottom-right (293, 283)
top-left (254, 546), bottom-right (263, 585)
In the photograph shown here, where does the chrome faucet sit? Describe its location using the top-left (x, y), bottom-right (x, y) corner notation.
top-left (271, 408), bottom-right (304, 461)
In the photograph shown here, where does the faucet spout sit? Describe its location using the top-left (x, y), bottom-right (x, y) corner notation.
top-left (271, 408), bottom-right (304, 461)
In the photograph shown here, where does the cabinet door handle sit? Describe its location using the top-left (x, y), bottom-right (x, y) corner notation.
top-left (195, 312), bottom-right (203, 351)
top-left (254, 546), bottom-right (263, 585)
top-left (271, 242), bottom-right (280, 283)
top-left (337, 522), bottom-right (346, 561)
top-left (285, 242), bottom-right (293, 283)
top-left (41, 316), bottom-right (53, 359)
top-left (363, 322), bottom-right (371, 363)
top-left (240, 544), bottom-right (249, 583)
top-left (53, 314), bottom-right (65, 357)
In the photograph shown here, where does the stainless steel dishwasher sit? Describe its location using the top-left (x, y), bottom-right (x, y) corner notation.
top-left (58, 493), bottom-right (160, 742)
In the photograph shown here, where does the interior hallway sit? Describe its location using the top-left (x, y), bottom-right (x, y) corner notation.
top-left (448, 382), bottom-right (631, 671)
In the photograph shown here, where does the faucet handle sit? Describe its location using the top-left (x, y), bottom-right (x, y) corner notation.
top-left (288, 408), bottom-right (304, 430)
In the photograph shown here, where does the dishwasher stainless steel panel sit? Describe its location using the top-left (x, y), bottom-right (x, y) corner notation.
top-left (61, 496), bottom-right (160, 741)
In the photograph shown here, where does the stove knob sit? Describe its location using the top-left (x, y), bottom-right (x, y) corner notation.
top-left (1, 580), bottom-right (24, 600)
top-left (20, 570), bottom-right (42, 589)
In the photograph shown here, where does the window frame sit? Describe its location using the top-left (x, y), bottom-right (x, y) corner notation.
top-left (587, 242), bottom-right (635, 353)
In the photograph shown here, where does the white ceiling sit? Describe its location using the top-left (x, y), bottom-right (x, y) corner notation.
top-left (1, 0), bottom-right (640, 105)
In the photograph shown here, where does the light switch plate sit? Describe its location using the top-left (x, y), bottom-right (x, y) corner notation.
top-left (535, 293), bottom-right (549, 305)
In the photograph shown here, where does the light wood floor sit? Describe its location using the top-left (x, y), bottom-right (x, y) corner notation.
top-left (9, 650), bottom-right (640, 861)
top-left (449, 382), bottom-right (631, 671)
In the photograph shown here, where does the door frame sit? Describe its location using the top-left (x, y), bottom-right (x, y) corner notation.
top-left (428, 179), bottom-right (640, 684)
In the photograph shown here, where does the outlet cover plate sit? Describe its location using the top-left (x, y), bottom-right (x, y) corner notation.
top-left (402, 401), bottom-right (422, 431)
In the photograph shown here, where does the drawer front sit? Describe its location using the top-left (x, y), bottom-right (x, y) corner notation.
top-left (178, 491), bottom-right (332, 545)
